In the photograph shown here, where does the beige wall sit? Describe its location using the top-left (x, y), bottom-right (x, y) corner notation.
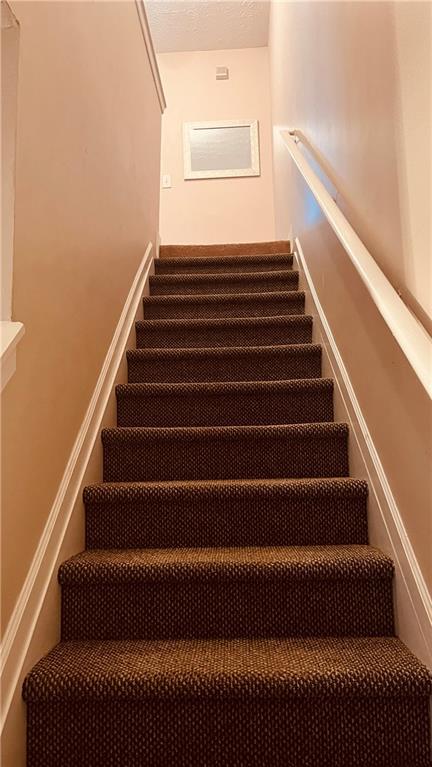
top-left (158, 47), bottom-right (275, 245)
top-left (1, 0), bottom-right (162, 633)
top-left (269, 1), bottom-right (432, 590)
top-left (1, 1), bottom-right (19, 320)
top-left (270, 0), bottom-right (431, 327)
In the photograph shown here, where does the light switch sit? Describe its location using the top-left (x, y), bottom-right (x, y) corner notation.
top-left (162, 174), bottom-right (172, 188)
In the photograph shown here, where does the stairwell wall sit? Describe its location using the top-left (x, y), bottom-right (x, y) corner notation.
top-left (1, 0), bottom-right (162, 634)
top-left (269, 1), bottom-right (432, 593)
top-left (157, 47), bottom-right (275, 245)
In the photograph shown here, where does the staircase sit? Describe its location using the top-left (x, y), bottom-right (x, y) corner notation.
top-left (23, 241), bottom-right (431, 766)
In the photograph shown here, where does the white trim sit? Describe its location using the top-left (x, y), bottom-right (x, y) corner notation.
top-left (183, 120), bottom-right (260, 180)
top-left (1, 4), bottom-right (20, 326)
top-left (295, 237), bottom-right (432, 668)
top-left (0, 243), bottom-right (154, 733)
top-left (281, 130), bottom-right (432, 399)
top-left (1, 321), bottom-right (24, 391)
top-left (134, 0), bottom-right (166, 113)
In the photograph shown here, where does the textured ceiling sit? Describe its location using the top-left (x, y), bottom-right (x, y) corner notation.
top-left (145, 1), bottom-right (270, 53)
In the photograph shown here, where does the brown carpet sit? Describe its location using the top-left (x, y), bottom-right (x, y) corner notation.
top-left (143, 290), bottom-right (305, 319)
top-left (159, 239), bottom-right (292, 258)
top-left (149, 269), bottom-right (299, 295)
top-left (135, 314), bottom-right (313, 348)
top-left (127, 343), bottom-right (323, 382)
top-left (155, 252), bottom-right (294, 274)
top-left (115, 379), bottom-right (335, 427)
top-left (23, 241), bottom-right (431, 766)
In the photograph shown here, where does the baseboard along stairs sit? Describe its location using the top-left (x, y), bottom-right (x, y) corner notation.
top-left (23, 240), bottom-right (431, 765)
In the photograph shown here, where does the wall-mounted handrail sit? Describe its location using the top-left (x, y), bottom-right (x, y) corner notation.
top-left (280, 129), bottom-right (432, 399)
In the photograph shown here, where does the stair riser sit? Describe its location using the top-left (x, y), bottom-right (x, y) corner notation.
top-left (149, 273), bottom-right (299, 296)
top-left (127, 347), bottom-right (322, 383)
top-left (155, 255), bottom-right (294, 274)
top-left (61, 578), bottom-right (393, 640)
top-left (143, 294), bottom-right (305, 320)
top-left (116, 387), bottom-right (334, 428)
top-left (26, 696), bottom-right (431, 767)
top-left (85, 496), bottom-right (368, 549)
top-left (136, 319), bottom-right (313, 349)
top-left (102, 430), bottom-right (349, 482)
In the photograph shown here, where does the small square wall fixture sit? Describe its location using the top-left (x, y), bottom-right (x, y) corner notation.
top-left (216, 66), bottom-right (229, 80)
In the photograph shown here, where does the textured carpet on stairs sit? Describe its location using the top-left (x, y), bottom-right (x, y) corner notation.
top-left (142, 290), bottom-right (305, 319)
top-left (84, 477), bottom-right (369, 548)
top-left (23, 240), bottom-right (431, 766)
top-left (149, 269), bottom-right (299, 295)
top-left (127, 343), bottom-right (323, 382)
top-left (155, 252), bottom-right (294, 274)
top-left (135, 314), bottom-right (313, 348)
top-left (115, 378), bottom-right (334, 427)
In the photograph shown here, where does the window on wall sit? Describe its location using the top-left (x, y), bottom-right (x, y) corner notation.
top-left (183, 120), bottom-right (260, 180)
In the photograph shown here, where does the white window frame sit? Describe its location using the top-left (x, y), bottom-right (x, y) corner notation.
top-left (183, 119), bottom-right (260, 180)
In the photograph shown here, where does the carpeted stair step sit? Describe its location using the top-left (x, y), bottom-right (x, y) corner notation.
top-left (143, 290), bottom-right (305, 319)
top-left (102, 422), bottom-right (349, 482)
top-left (127, 343), bottom-right (322, 383)
top-left (58, 545), bottom-right (394, 640)
top-left (135, 315), bottom-right (313, 349)
top-left (84, 478), bottom-right (369, 550)
top-left (116, 379), bottom-right (334, 428)
top-left (155, 252), bottom-right (294, 274)
top-left (24, 238), bottom-right (432, 765)
top-left (23, 636), bottom-right (432, 767)
top-left (160, 239), bottom-right (291, 258)
top-left (149, 270), bottom-right (299, 296)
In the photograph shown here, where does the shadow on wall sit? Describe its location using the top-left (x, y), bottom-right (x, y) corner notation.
top-left (269, 0), bottom-right (431, 332)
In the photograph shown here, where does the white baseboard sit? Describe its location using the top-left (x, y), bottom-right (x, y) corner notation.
top-left (294, 236), bottom-right (432, 668)
top-left (0, 243), bottom-right (154, 733)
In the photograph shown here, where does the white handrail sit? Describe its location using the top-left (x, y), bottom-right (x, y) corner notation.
top-left (280, 129), bottom-right (432, 399)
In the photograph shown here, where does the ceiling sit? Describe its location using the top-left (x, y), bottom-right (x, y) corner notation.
top-left (145, 0), bottom-right (270, 53)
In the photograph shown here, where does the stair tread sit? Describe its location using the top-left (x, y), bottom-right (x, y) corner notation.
top-left (23, 636), bottom-right (431, 701)
top-left (84, 478), bottom-right (369, 548)
top-left (116, 378), bottom-right (333, 398)
top-left (127, 344), bottom-right (322, 382)
top-left (116, 377), bottom-right (334, 427)
top-left (143, 290), bottom-right (303, 304)
top-left (157, 254), bottom-right (293, 267)
top-left (102, 422), bottom-right (349, 482)
top-left (103, 421), bottom-right (348, 441)
top-left (149, 271), bottom-right (299, 296)
top-left (59, 545), bottom-right (393, 584)
top-left (150, 269), bottom-right (298, 284)
top-left (135, 315), bottom-right (313, 349)
top-left (155, 253), bottom-right (294, 273)
top-left (159, 240), bottom-right (291, 258)
top-left (128, 342), bottom-right (321, 360)
top-left (84, 476), bottom-right (368, 504)
top-left (136, 314), bottom-right (312, 331)
top-left (143, 291), bottom-right (305, 320)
